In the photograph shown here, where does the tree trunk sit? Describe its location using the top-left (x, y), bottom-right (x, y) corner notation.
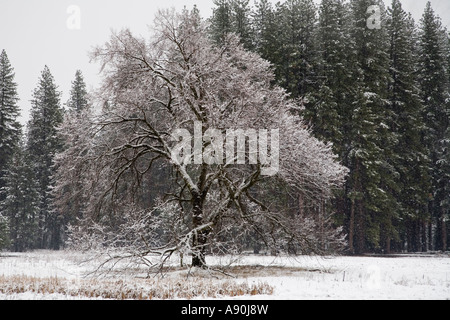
top-left (349, 198), bottom-right (355, 254)
top-left (191, 194), bottom-right (208, 268)
top-left (428, 219), bottom-right (433, 251)
top-left (441, 212), bottom-right (447, 252)
top-left (421, 220), bottom-right (427, 252)
top-left (385, 236), bottom-right (391, 254)
top-left (355, 199), bottom-right (365, 254)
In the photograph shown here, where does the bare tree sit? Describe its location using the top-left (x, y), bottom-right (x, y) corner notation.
top-left (55, 9), bottom-right (347, 270)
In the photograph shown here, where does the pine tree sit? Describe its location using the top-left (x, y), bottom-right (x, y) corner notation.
top-left (438, 125), bottom-right (450, 244)
top-left (437, 124), bottom-right (450, 250)
top-left (275, 0), bottom-right (318, 98)
top-left (0, 138), bottom-right (40, 252)
top-left (306, 0), bottom-right (353, 153)
top-left (253, 0), bottom-right (278, 63)
top-left (210, 0), bottom-right (233, 45)
top-left (53, 70), bottom-right (90, 233)
top-left (210, 0), bottom-right (254, 49)
top-left (0, 50), bottom-right (21, 202)
top-left (345, 0), bottom-right (399, 253)
top-left (27, 66), bottom-right (64, 250)
top-left (301, 0), bottom-right (360, 252)
top-left (386, 0), bottom-right (431, 252)
top-left (66, 70), bottom-right (88, 113)
top-left (418, 2), bottom-right (450, 251)
top-left (231, 0), bottom-right (254, 49)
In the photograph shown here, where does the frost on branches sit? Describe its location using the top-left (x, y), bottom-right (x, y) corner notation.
top-left (54, 9), bottom-right (348, 271)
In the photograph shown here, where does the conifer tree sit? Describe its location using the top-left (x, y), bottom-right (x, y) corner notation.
top-left (253, 0), bottom-right (278, 63)
top-left (66, 70), bottom-right (88, 113)
top-left (276, 0), bottom-right (318, 98)
top-left (27, 66), bottom-right (64, 250)
top-left (306, 0), bottom-right (353, 153)
top-left (0, 138), bottom-right (40, 252)
top-left (231, 0), bottom-right (254, 49)
top-left (386, 0), bottom-right (431, 252)
top-left (210, 0), bottom-right (233, 45)
top-left (302, 0), bottom-right (361, 252)
top-left (0, 50), bottom-right (21, 201)
top-left (210, 0), bottom-right (254, 50)
top-left (345, 0), bottom-right (399, 253)
top-left (418, 2), bottom-right (450, 251)
top-left (53, 70), bottom-right (90, 233)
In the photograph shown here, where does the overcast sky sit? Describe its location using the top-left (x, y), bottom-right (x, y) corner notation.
top-left (1, 0), bottom-right (449, 125)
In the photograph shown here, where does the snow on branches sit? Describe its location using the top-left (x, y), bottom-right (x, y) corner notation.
top-left (55, 8), bottom-right (347, 271)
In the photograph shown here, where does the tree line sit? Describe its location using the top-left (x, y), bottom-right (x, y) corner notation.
top-left (0, 0), bottom-right (448, 256)
top-left (0, 57), bottom-right (87, 251)
top-left (208, 0), bottom-right (449, 253)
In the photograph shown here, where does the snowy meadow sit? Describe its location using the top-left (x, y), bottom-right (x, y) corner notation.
top-left (0, 250), bottom-right (448, 300)
top-left (1, 1), bottom-right (449, 306)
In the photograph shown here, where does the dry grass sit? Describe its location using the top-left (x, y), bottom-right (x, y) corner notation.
top-left (0, 274), bottom-right (273, 299)
top-left (220, 265), bottom-right (324, 277)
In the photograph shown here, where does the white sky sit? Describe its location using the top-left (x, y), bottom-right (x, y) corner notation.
top-left (1, 0), bottom-right (449, 125)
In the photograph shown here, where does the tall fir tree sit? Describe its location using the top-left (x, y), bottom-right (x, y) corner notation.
top-left (418, 2), bottom-right (450, 251)
top-left (27, 66), bottom-right (64, 250)
top-left (306, 0), bottom-right (354, 153)
top-left (304, 0), bottom-right (362, 250)
top-left (210, 0), bottom-right (254, 49)
top-left (231, 0), bottom-right (254, 49)
top-left (53, 70), bottom-right (90, 236)
top-left (252, 0), bottom-right (278, 63)
top-left (0, 50), bottom-right (21, 202)
top-left (387, 0), bottom-right (431, 252)
top-left (275, 0), bottom-right (318, 98)
top-left (66, 70), bottom-right (88, 113)
top-left (437, 123), bottom-right (450, 250)
top-left (0, 137), bottom-right (40, 252)
top-left (209, 0), bottom-right (233, 46)
top-left (345, 0), bottom-right (400, 253)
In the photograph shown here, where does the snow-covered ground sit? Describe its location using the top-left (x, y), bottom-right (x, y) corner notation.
top-left (0, 250), bottom-right (448, 300)
top-left (227, 254), bottom-right (450, 300)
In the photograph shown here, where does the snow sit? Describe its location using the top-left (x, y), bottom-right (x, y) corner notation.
top-left (226, 254), bottom-right (450, 300)
top-left (0, 250), bottom-right (448, 300)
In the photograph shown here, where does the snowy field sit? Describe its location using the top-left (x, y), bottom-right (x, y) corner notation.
top-left (0, 250), bottom-right (448, 300)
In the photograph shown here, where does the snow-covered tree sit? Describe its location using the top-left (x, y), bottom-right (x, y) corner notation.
top-left (386, 0), bottom-right (431, 252)
top-left (209, 0), bottom-right (233, 46)
top-left (231, 0), bottom-right (254, 49)
top-left (275, 0), bottom-right (318, 98)
top-left (320, 0), bottom-right (399, 254)
top-left (66, 70), bottom-right (88, 113)
top-left (418, 2), bottom-right (450, 251)
top-left (0, 50), bottom-right (21, 202)
top-left (27, 66), bottom-right (64, 250)
top-left (0, 138), bottom-right (40, 252)
top-left (210, 0), bottom-right (254, 50)
top-left (306, 0), bottom-right (353, 155)
top-left (252, 0), bottom-right (277, 62)
top-left (56, 9), bottom-right (347, 269)
top-left (53, 72), bottom-right (90, 242)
